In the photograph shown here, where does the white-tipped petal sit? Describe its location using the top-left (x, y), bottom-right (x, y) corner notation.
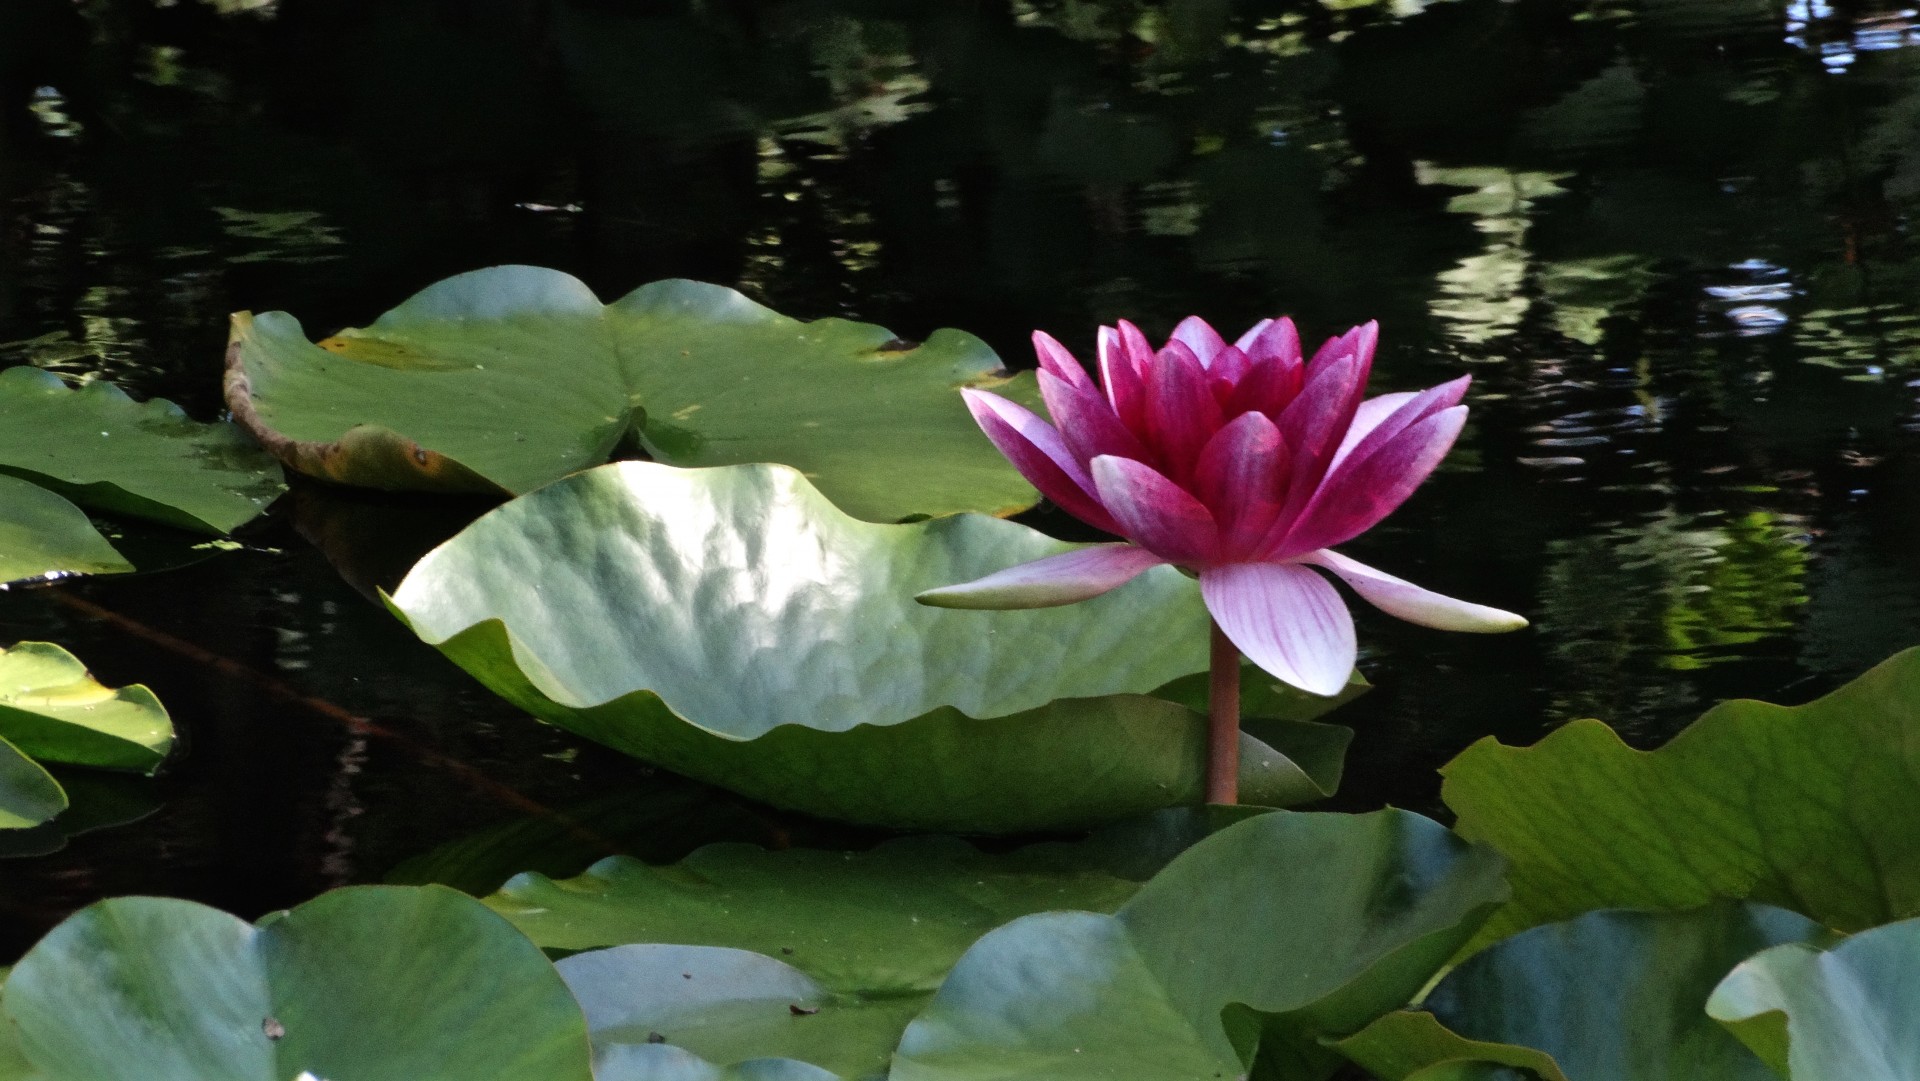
top-left (915, 545), bottom-right (1168, 610)
top-left (1199, 562), bottom-right (1355, 697)
top-left (1305, 550), bottom-right (1528, 632)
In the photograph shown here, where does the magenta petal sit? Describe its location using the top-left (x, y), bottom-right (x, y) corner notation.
top-left (1278, 404), bottom-right (1468, 556)
top-left (1207, 345), bottom-right (1252, 395)
top-left (916, 545), bottom-right (1168, 609)
top-left (1146, 340), bottom-right (1223, 482)
top-left (1200, 563), bottom-right (1355, 696)
top-left (1032, 330), bottom-right (1095, 392)
top-left (1192, 411), bottom-right (1287, 558)
top-left (1171, 316), bottom-right (1228, 366)
top-left (1272, 348), bottom-right (1368, 510)
top-left (1236, 317), bottom-right (1302, 368)
top-left (1303, 550), bottom-right (1527, 632)
top-left (1329, 376), bottom-right (1469, 474)
top-left (1038, 370), bottom-right (1153, 468)
top-left (964, 389), bottom-right (1121, 534)
top-left (1090, 455), bottom-right (1221, 563)
top-left (1221, 355), bottom-right (1300, 420)
top-left (1098, 325), bottom-right (1149, 431)
top-left (1328, 391), bottom-right (1417, 473)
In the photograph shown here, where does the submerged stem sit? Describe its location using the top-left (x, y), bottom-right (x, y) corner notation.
top-left (1206, 619), bottom-right (1240, 805)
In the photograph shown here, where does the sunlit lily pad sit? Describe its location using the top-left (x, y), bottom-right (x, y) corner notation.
top-left (1442, 647), bottom-right (1920, 949)
top-left (225, 266), bottom-right (1040, 521)
top-left (0, 642), bottom-right (172, 772)
top-left (1337, 905), bottom-right (1824, 1081)
top-left (1709, 915), bottom-right (1920, 1080)
top-left (0, 367), bottom-right (284, 535)
top-left (388, 461), bottom-right (1331, 831)
top-left (890, 810), bottom-right (1507, 1081)
top-left (0, 477), bottom-right (131, 586)
top-left (0, 738), bottom-right (65, 831)
top-left (0, 886), bottom-right (595, 1081)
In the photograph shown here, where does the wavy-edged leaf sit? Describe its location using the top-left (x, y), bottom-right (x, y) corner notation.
top-left (0, 886), bottom-right (594, 1081)
top-left (0, 737), bottom-right (65, 831)
top-left (889, 810), bottom-right (1508, 1081)
top-left (1338, 905), bottom-right (1823, 1081)
top-left (0, 477), bottom-right (130, 585)
top-left (225, 266), bottom-right (1040, 521)
top-left (387, 461), bottom-right (1318, 831)
top-left (1708, 914), bottom-right (1920, 1080)
top-left (0, 642), bottom-right (172, 771)
top-left (0, 367), bottom-right (283, 535)
top-left (1442, 647), bottom-right (1920, 948)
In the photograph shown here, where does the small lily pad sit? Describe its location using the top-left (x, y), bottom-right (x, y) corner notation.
top-left (0, 642), bottom-right (173, 772)
top-left (0, 366), bottom-right (284, 536)
top-left (0, 738), bottom-right (65, 831)
top-left (0, 477), bottom-right (131, 586)
top-left (226, 266), bottom-right (1040, 521)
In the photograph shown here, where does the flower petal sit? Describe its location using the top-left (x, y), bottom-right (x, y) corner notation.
top-left (914, 545), bottom-right (1168, 610)
top-left (1207, 345), bottom-right (1252, 398)
top-left (1272, 346), bottom-right (1369, 518)
top-left (1170, 316), bottom-right (1228, 366)
top-left (1098, 325), bottom-right (1149, 431)
top-left (1146, 339), bottom-right (1223, 482)
top-left (1236, 317), bottom-right (1302, 369)
top-left (1090, 455), bottom-right (1221, 563)
top-left (1200, 563), bottom-right (1355, 696)
top-left (964, 389), bottom-right (1120, 534)
top-left (1304, 550), bottom-right (1527, 632)
top-left (1032, 330), bottom-right (1095, 392)
top-left (1038, 370), bottom-right (1153, 468)
top-left (1192, 411), bottom-right (1288, 558)
top-left (1277, 404), bottom-right (1467, 556)
top-left (1328, 376), bottom-right (1469, 474)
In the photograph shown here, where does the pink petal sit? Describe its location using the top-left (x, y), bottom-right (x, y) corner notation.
top-left (1192, 411), bottom-right (1288, 558)
top-left (1090, 455), bottom-right (1221, 563)
top-left (964, 389), bottom-right (1121, 534)
top-left (1200, 563), bottom-right (1355, 696)
top-left (1271, 347), bottom-right (1370, 521)
top-left (914, 545), bottom-right (1168, 609)
top-left (1206, 345), bottom-right (1251, 402)
top-left (1146, 339), bottom-right (1223, 482)
top-left (1236, 317), bottom-right (1302, 368)
top-left (1328, 391), bottom-right (1418, 474)
top-left (1329, 376), bottom-right (1469, 474)
top-left (1038, 370), bottom-right (1153, 469)
top-left (1303, 550), bottom-right (1528, 632)
top-left (1098, 325), bottom-right (1149, 432)
top-left (1170, 316), bottom-right (1228, 366)
top-left (1032, 330), bottom-right (1095, 392)
top-left (1220, 355), bottom-right (1302, 420)
top-left (1277, 404), bottom-right (1468, 556)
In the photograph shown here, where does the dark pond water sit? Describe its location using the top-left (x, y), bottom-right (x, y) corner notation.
top-left (5, 0), bottom-right (1920, 960)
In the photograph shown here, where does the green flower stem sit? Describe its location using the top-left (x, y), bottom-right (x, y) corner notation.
top-left (1207, 619), bottom-right (1240, 805)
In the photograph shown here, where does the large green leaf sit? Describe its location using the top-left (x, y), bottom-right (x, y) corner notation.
top-left (486, 837), bottom-right (1142, 994)
top-left (0, 476), bottom-right (131, 585)
top-left (0, 642), bottom-right (172, 772)
top-left (1338, 906), bottom-right (1823, 1081)
top-left (0, 367), bottom-right (284, 535)
top-left (1708, 915), bottom-right (1920, 1080)
top-left (387, 461), bottom-right (1323, 831)
top-left (1442, 647), bottom-right (1920, 948)
top-left (0, 737), bottom-right (65, 831)
top-left (225, 266), bottom-right (1040, 521)
top-left (1, 886), bottom-right (594, 1081)
top-left (888, 810), bottom-right (1509, 1081)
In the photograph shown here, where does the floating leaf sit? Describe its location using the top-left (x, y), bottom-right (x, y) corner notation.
top-left (889, 810), bottom-right (1508, 1081)
top-left (1442, 647), bottom-right (1920, 948)
top-left (1, 886), bottom-right (594, 1081)
top-left (0, 477), bottom-right (130, 586)
top-left (226, 266), bottom-right (1040, 521)
top-left (0, 772), bottom-right (160, 859)
top-left (0, 738), bottom-right (65, 831)
top-left (1338, 905), bottom-right (1823, 1081)
top-left (1338, 1013), bottom-right (1568, 1081)
top-left (0, 367), bottom-right (284, 535)
top-left (0, 642), bottom-right (172, 772)
top-left (1709, 915), bottom-right (1920, 1080)
top-left (388, 462), bottom-right (1322, 831)
top-left (595, 1042), bottom-right (840, 1081)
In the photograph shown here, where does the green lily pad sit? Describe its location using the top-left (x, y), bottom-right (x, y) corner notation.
top-left (0, 772), bottom-right (161, 858)
top-left (387, 461), bottom-right (1317, 831)
top-left (1338, 905), bottom-right (1824, 1081)
top-left (225, 266), bottom-right (1040, 521)
top-left (0, 642), bottom-right (172, 772)
top-left (595, 1042), bottom-right (840, 1081)
top-left (1337, 1012), bottom-right (1568, 1081)
top-left (487, 836), bottom-right (1142, 994)
top-left (889, 810), bottom-right (1508, 1081)
top-left (1708, 915), bottom-right (1920, 1080)
top-left (0, 885), bottom-right (594, 1081)
top-left (0, 367), bottom-right (284, 536)
top-left (0, 738), bottom-right (65, 831)
top-left (0, 476), bottom-right (131, 585)
top-left (1442, 647), bottom-right (1920, 949)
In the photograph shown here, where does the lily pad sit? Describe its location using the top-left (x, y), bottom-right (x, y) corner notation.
top-left (1442, 647), bottom-right (1920, 949)
top-left (0, 885), bottom-right (595, 1081)
top-left (1338, 905), bottom-right (1822, 1081)
top-left (595, 1042), bottom-right (840, 1081)
top-left (0, 367), bottom-right (284, 536)
top-left (1708, 915), bottom-right (1920, 1080)
top-left (0, 738), bottom-right (64, 831)
top-left (387, 461), bottom-right (1317, 831)
top-left (0, 642), bottom-right (172, 772)
top-left (889, 809), bottom-right (1508, 1081)
top-left (0, 476), bottom-right (131, 585)
top-left (225, 266), bottom-right (1040, 521)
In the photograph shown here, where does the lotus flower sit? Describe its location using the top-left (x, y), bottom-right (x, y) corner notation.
top-left (917, 316), bottom-right (1526, 698)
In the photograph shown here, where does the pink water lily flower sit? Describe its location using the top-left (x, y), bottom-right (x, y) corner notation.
top-left (917, 315), bottom-right (1526, 697)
